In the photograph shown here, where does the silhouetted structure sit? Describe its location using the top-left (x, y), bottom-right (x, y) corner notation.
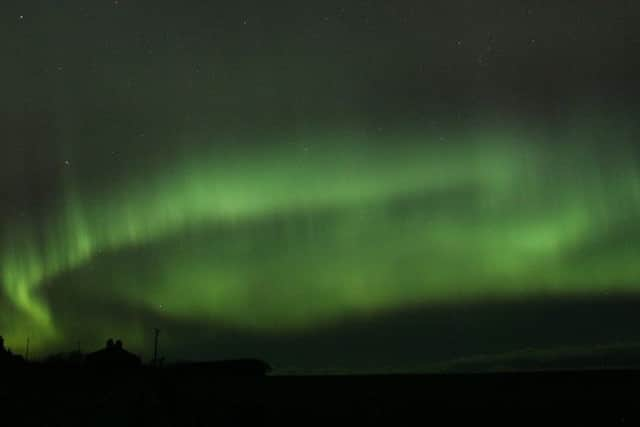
top-left (0, 336), bottom-right (25, 366)
top-left (153, 328), bottom-right (160, 367)
top-left (86, 338), bottom-right (142, 368)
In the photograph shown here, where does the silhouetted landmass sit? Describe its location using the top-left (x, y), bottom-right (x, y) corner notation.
top-left (86, 338), bottom-right (142, 368)
top-left (0, 335), bottom-right (25, 366)
top-left (428, 342), bottom-right (640, 373)
top-left (1, 364), bottom-right (640, 424)
top-left (43, 350), bottom-right (86, 367)
top-left (3, 336), bottom-right (640, 423)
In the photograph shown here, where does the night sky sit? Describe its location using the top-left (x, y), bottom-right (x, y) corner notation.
top-left (2, 1), bottom-right (640, 371)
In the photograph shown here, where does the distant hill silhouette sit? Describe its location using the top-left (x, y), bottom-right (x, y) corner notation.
top-left (85, 338), bottom-right (142, 368)
top-left (428, 342), bottom-right (640, 373)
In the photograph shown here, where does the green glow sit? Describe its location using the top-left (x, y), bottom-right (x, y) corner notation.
top-left (2, 123), bottom-right (640, 349)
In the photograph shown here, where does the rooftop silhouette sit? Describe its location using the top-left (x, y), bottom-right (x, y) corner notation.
top-left (85, 338), bottom-right (142, 368)
top-left (0, 333), bottom-right (272, 377)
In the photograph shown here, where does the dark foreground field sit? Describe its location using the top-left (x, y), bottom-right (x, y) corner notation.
top-left (1, 366), bottom-right (639, 425)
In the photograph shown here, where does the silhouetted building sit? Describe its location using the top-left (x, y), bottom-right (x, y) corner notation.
top-left (86, 338), bottom-right (142, 368)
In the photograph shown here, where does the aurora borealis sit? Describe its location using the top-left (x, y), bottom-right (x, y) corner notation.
top-left (2, 1), bottom-right (640, 369)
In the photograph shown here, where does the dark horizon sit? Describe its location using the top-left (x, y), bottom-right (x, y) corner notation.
top-left (5, 292), bottom-right (640, 375)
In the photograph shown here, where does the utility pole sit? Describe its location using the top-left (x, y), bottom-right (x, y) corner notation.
top-left (153, 328), bottom-right (160, 367)
top-left (25, 337), bottom-right (30, 361)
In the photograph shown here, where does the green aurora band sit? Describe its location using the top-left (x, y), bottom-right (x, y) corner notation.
top-left (2, 122), bottom-right (640, 351)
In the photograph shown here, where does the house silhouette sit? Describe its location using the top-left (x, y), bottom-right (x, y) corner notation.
top-left (86, 338), bottom-right (141, 368)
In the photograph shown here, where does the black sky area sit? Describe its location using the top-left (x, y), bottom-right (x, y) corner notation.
top-left (2, 0), bottom-right (639, 218)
